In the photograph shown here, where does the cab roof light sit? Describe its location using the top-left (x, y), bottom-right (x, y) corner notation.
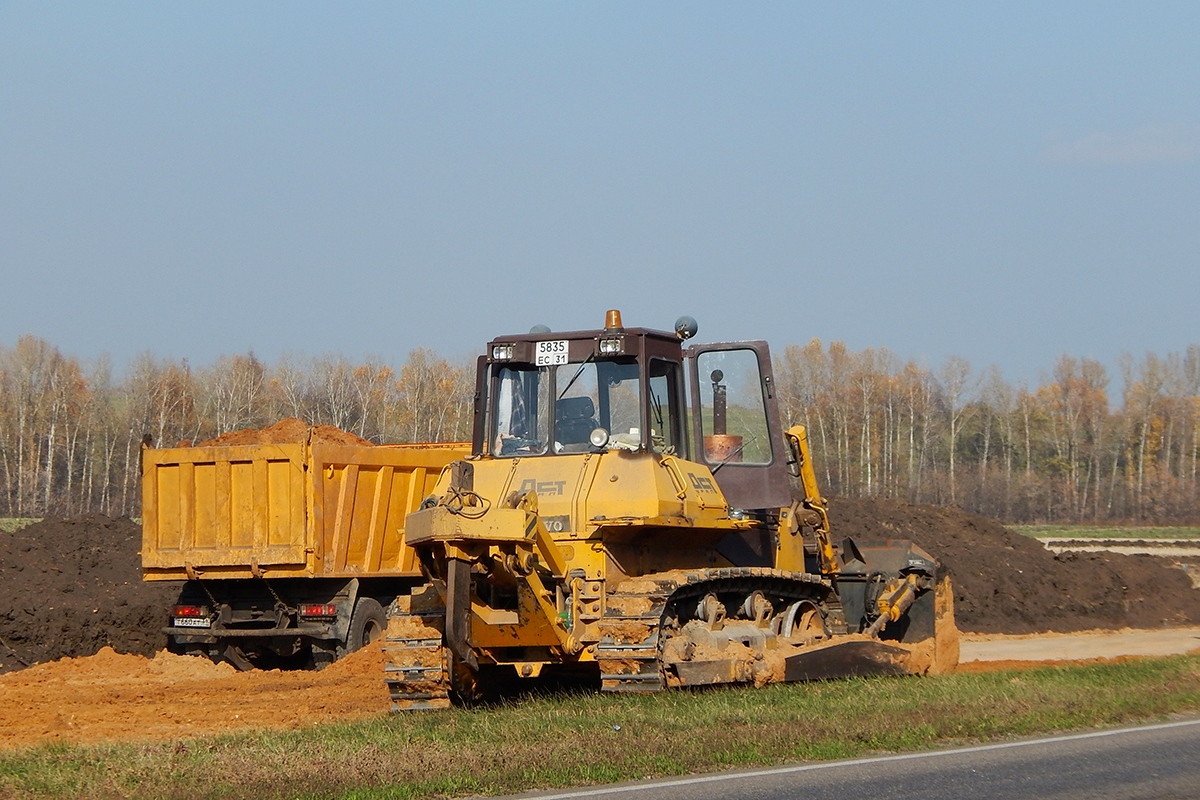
top-left (492, 344), bottom-right (514, 360)
top-left (599, 337), bottom-right (623, 355)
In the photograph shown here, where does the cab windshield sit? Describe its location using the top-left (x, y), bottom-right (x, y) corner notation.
top-left (490, 359), bottom-right (649, 456)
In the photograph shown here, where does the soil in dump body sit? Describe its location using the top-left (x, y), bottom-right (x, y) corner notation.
top-left (827, 496), bottom-right (1200, 634)
top-left (192, 416), bottom-right (373, 447)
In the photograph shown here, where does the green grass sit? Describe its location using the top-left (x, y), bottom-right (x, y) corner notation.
top-left (1, 656), bottom-right (1199, 800)
top-left (1012, 524), bottom-right (1200, 540)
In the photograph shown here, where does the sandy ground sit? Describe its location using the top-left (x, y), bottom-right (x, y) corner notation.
top-left (3, 627), bottom-right (1200, 751)
top-left (0, 643), bottom-right (392, 750)
top-left (960, 626), bottom-right (1200, 663)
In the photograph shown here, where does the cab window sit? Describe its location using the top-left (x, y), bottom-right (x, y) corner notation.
top-left (594, 360), bottom-right (641, 449)
top-left (649, 358), bottom-right (685, 456)
top-left (553, 362), bottom-right (600, 452)
top-left (492, 365), bottom-right (550, 456)
top-left (695, 349), bottom-right (772, 465)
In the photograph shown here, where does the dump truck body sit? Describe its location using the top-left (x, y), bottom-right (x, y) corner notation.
top-left (142, 437), bottom-right (467, 667)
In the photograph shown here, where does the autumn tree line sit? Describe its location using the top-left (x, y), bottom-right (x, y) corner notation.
top-left (0, 336), bottom-right (474, 519)
top-left (775, 340), bottom-right (1200, 524)
top-left (1, 333), bottom-right (1198, 523)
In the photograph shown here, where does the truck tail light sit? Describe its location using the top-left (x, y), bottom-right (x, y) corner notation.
top-left (172, 604), bottom-right (208, 618)
top-left (298, 603), bottom-right (338, 619)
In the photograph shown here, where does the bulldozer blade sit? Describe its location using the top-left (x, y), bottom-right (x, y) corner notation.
top-left (783, 640), bottom-right (917, 681)
top-left (670, 658), bottom-right (751, 687)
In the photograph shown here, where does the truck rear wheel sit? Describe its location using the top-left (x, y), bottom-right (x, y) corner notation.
top-left (346, 597), bottom-right (386, 654)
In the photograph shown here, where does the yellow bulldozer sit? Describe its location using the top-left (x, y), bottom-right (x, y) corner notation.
top-left (385, 311), bottom-right (957, 709)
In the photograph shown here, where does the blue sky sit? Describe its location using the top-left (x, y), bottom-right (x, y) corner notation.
top-left (1, 3), bottom-right (1197, 385)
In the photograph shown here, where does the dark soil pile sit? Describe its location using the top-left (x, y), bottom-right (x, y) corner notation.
top-left (2, 498), bottom-right (1199, 675)
top-left (193, 417), bottom-right (372, 447)
top-left (829, 496), bottom-right (1200, 634)
top-left (0, 516), bottom-right (181, 674)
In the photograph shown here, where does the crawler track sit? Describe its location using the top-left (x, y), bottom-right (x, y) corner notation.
top-left (601, 567), bottom-right (836, 693)
top-left (383, 611), bottom-right (452, 711)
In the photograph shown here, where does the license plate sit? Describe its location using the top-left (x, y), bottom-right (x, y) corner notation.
top-left (173, 617), bottom-right (212, 628)
top-left (535, 340), bottom-right (569, 366)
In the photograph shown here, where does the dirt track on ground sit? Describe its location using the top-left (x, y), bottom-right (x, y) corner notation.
top-left (2, 496), bottom-right (1199, 749)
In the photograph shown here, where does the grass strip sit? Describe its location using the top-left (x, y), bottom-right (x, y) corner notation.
top-left (0, 519), bottom-right (40, 534)
top-left (1, 655), bottom-right (1198, 800)
top-left (1012, 524), bottom-right (1200, 540)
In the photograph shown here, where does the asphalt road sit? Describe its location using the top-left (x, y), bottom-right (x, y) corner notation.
top-left (511, 717), bottom-right (1200, 800)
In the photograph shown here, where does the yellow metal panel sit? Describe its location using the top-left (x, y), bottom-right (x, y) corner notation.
top-left (140, 443), bottom-right (308, 572)
top-left (215, 459), bottom-right (232, 550)
top-left (362, 465), bottom-right (393, 573)
top-left (390, 466), bottom-right (425, 572)
top-left (349, 464), bottom-right (380, 568)
top-left (140, 458), bottom-right (159, 563)
top-left (252, 457), bottom-right (269, 552)
top-left (230, 461), bottom-right (254, 550)
top-left (406, 505), bottom-right (530, 546)
top-left (267, 458), bottom-right (293, 545)
top-left (193, 461), bottom-right (217, 549)
top-left (179, 462), bottom-right (195, 551)
top-left (156, 464), bottom-right (182, 554)
top-left (311, 442), bottom-right (467, 578)
top-left (142, 440), bottom-right (467, 579)
top-left (331, 463), bottom-right (360, 572)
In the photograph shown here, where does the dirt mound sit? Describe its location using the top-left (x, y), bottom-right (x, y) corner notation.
top-left (0, 644), bottom-right (388, 748)
top-left (2, 497), bottom-right (1198, 679)
top-left (0, 516), bottom-right (181, 674)
top-left (828, 497), bottom-right (1200, 634)
top-left (194, 417), bottom-right (373, 447)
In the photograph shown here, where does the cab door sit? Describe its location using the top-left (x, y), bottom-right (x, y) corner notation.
top-left (684, 340), bottom-right (792, 512)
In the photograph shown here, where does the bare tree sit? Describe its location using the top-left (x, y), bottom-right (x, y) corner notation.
top-left (939, 355), bottom-right (977, 506)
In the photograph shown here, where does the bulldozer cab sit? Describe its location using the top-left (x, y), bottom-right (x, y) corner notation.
top-left (471, 310), bottom-right (792, 513)
top-left (474, 312), bottom-right (689, 460)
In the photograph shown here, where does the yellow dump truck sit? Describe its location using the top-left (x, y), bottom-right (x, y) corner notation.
top-left (142, 435), bottom-right (467, 668)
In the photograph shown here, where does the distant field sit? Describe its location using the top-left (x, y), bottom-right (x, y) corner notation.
top-left (1012, 525), bottom-right (1200, 540)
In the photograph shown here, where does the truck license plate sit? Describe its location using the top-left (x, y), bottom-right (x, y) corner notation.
top-left (173, 617), bottom-right (212, 628)
top-left (535, 340), bottom-right (569, 366)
